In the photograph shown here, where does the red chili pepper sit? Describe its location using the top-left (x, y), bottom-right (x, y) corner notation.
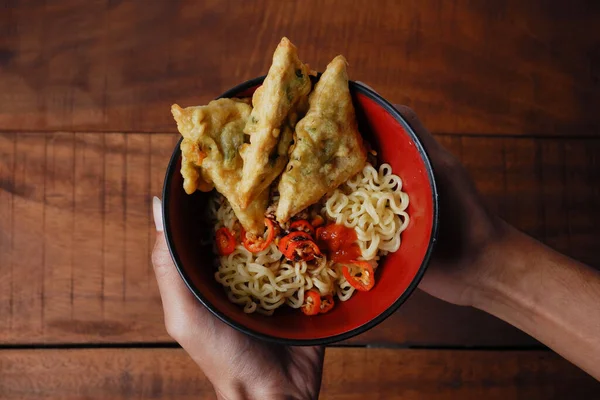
top-left (342, 261), bottom-right (375, 291)
top-left (301, 290), bottom-right (321, 316)
top-left (290, 219), bottom-right (315, 236)
top-left (215, 227), bottom-right (236, 256)
top-left (242, 218), bottom-right (276, 253)
top-left (278, 231), bottom-right (311, 253)
top-left (278, 231), bottom-right (322, 261)
top-left (319, 294), bottom-right (335, 314)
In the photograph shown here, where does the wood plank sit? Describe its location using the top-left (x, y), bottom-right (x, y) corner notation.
top-left (43, 132), bottom-right (75, 339)
top-left (0, 133), bottom-right (15, 334)
top-left (0, 348), bottom-right (597, 399)
top-left (10, 133), bottom-right (45, 339)
top-left (123, 134), bottom-right (152, 302)
top-left (102, 133), bottom-right (128, 327)
top-left (72, 133), bottom-right (104, 327)
top-left (0, 132), bottom-right (598, 345)
top-left (1, 0), bottom-right (599, 136)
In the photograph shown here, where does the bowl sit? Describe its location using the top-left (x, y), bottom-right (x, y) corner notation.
top-left (162, 76), bottom-right (438, 345)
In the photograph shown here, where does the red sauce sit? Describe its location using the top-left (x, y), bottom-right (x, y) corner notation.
top-left (316, 223), bottom-right (361, 263)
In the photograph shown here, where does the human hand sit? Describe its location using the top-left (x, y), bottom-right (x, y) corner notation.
top-left (394, 106), bottom-right (510, 307)
top-left (151, 198), bottom-right (324, 400)
top-left (393, 107), bottom-right (600, 382)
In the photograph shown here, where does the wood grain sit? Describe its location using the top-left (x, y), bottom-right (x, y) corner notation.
top-left (0, 0), bottom-right (598, 135)
top-left (1, 2), bottom-right (598, 396)
top-left (0, 131), bottom-right (598, 345)
top-left (0, 348), bottom-right (598, 399)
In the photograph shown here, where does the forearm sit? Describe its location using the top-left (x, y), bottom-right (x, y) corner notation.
top-left (474, 226), bottom-right (600, 380)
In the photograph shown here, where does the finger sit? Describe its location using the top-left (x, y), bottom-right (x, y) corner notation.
top-left (152, 197), bottom-right (193, 307)
top-left (152, 230), bottom-right (198, 313)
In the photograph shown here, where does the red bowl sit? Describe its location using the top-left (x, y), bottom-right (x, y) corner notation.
top-left (162, 77), bottom-right (438, 345)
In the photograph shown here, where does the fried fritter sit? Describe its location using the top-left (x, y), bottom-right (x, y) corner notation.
top-left (172, 98), bottom-right (268, 233)
top-left (276, 55), bottom-right (367, 223)
top-left (238, 37), bottom-right (312, 208)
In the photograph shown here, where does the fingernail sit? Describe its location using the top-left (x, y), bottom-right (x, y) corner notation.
top-left (153, 196), bottom-right (163, 232)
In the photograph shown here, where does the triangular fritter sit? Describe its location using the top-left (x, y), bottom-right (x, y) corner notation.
top-left (172, 98), bottom-right (268, 233)
top-left (238, 37), bottom-right (312, 209)
top-left (276, 55), bottom-right (367, 223)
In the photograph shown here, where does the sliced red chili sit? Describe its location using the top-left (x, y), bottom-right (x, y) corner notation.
top-left (215, 227), bottom-right (236, 256)
top-left (290, 219), bottom-right (315, 236)
top-left (286, 240), bottom-right (321, 262)
top-left (241, 218), bottom-right (276, 253)
top-left (278, 231), bottom-right (311, 254)
top-left (301, 290), bottom-right (321, 316)
top-left (319, 294), bottom-right (334, 314)
top-left (278, 231), bottom-right (322, 261)
top-left (342, 261), bottom-right (375, 292)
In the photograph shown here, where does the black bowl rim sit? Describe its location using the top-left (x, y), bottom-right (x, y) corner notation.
top-left (162, 76), bottom-right (439, 346)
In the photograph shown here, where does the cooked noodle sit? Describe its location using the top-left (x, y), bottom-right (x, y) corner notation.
top-left (211, 162), bottom-right (409, 315)
top-left (325, 163), bottom-right (410, 259)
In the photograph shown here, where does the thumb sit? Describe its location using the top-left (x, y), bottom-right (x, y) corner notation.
top-left (152, 197), bottom-right (247, 379)
top-left (151, 196), bottom-right (210, 342)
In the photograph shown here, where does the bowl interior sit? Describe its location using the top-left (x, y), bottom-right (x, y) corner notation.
top-left (163, 79), bottom-right (437, 344)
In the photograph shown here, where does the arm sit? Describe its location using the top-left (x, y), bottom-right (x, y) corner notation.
top-left (475, 225), bottom-right (600, 379)
top-left (395, 105), bottom-right (600, 381)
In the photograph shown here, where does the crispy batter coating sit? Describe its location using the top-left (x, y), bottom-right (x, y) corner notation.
top-left (276, 55), bottom-right (367, 223)
top-left (172, 98), bottom-right (268, 233)
top-left (238, 37), bottom-right (312, 208)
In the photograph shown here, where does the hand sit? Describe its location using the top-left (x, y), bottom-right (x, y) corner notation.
top-left (151, 198), bottom-right (324, 400)
top-left (394, 106), bottom-right (509, 307)
top-left (397, 107), bottom-right (600, 380)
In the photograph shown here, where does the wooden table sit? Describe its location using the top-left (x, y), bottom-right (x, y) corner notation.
top-left (1, 1), bottom-right (599, 398)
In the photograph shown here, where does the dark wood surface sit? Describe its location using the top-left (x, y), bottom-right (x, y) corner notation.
top-left (1, 132), bottom-right (598, 345)
top-left (1, 0), bottom-right (599, 398)
top-left (1, 348), bottom-right (598, 400)
top-left (0, 0), bottom-right (599, 136)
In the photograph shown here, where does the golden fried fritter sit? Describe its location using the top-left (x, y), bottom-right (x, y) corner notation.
top-left (276, 55), bottom-right (367, 223)
top-left (238, 37), bottom-right (312, 208)
top-left (172, 98), bottom-right (268, 233)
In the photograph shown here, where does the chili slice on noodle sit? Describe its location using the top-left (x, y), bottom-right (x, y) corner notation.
top-left (241, 218), bottom-right (276, 253)
top-left (319, 294), bottom-right (335, 314)
top-left (289, 219), bottom-right (315, 236)
top-left (278, 231), bottom-right (322, 261)
top-left (302, 290), bottom-right (321, 316)
top-left (342, 261), bottom-right (375, 291)
top-left (278, 231), bottom-right (311, 253)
